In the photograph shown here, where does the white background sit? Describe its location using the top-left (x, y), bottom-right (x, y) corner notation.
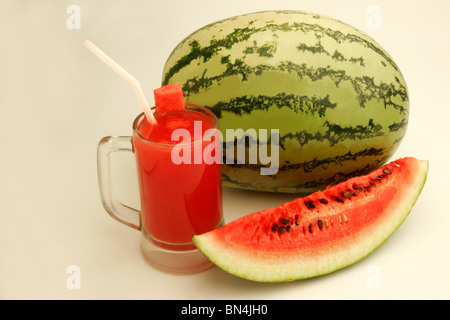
top-left (0, 0), bottom-right (449, 299)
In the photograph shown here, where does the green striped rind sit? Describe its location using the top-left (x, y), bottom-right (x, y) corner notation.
top-left (162, 10), bottom-right (409, 192)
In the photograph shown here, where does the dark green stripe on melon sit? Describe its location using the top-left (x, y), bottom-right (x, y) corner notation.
top-left (208, 93), bottom-right (337, 118)
top-left (223, 147), bottom-right (386, 173)
top-left (176, 60), bottom-right (407, 113)
top-left (279, 119), bottom-right (384, 147)
top-left (222, 162), bottom-right (381, 192)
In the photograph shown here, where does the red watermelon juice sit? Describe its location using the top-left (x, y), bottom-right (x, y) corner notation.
top-left (132, 104), bottom-right (223, 251)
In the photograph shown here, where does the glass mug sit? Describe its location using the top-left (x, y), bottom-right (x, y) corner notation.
top-left (97, 104), bottom-right (224, 274)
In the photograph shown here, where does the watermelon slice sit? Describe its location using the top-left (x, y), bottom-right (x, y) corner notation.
top-left (193, 157), bottom-right (428, 282)
top-left (154, 83), bottom-right (185, 114)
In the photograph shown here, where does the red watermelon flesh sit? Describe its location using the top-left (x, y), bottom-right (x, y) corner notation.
top-left (154, 83), bottom-right (185, 114)
top-left (193, 157), bottom-right (428, 282)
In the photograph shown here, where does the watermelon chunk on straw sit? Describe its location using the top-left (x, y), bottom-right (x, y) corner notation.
top-left (154, 83), bottom-right (185, 114)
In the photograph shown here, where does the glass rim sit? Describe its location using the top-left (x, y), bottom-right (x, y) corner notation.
top-left (132, 103), bottom-right (219, 147)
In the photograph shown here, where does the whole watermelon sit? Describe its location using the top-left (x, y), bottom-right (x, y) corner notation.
top-left (162, 10), bottom-right (409, 193)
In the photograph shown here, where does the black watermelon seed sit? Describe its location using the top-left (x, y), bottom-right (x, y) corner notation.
top-left (278, 226), bottom-right (286, 234)
top-left (286, 225), bottom-right (291, 232)
top-left (378, 175), bottom-right (386, 179)
top-left (335, 196), bottom-right (344, 203)
top-left (271, 224), bottom-right (279, 231)
top-left (281, 218), bottom-right (290, 224)
top-left (318, 220), bottom-right (324, 229)
top-left (373, 178), bottom-right (381, 183)
top-left (307, 200), bottom-right (315, 209)
top-left (353, 185), bottom-right (363, 191)
top-left (319, 198), bottom-right (328, 204)
top-left (383, 169), bottom-right (392, 175)
top-left (304, 200), bottom-right (315, 209)
top-left (308, 224), bottom-right (312, 233)
top-left (343, 191), bottom-right (353, 198)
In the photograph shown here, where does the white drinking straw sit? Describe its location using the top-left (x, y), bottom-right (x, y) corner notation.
top-left (83, 40), bottom-right (156, 124)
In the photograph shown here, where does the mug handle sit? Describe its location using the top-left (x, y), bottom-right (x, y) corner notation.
top-left (97, 136), bottom-right (140, 230)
